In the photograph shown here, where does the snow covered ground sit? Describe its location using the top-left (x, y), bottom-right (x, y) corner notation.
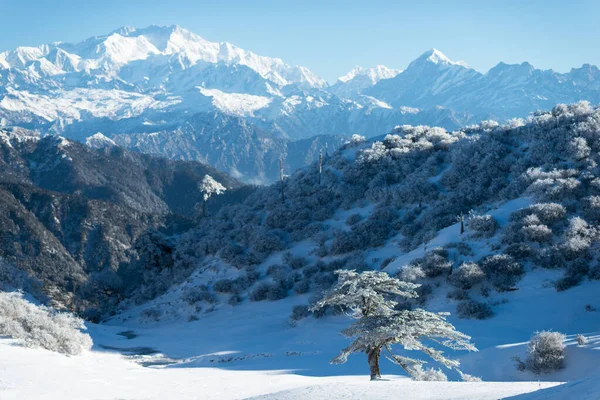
top-left (2, 272), bottom-right (600, 399)
top-left (0, 337), bottom-right (560, 400)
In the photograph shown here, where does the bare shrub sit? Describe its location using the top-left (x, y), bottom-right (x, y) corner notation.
top-left (249, 282), bottom-right (287, 302)
top-left (481, 254), bottom-right (523, 290)
top-left (456, 300), bottom-right (493, 320)
top-left (346, 213), bottom-right (362, 225)
top-left (290, 305), bottom-right (311, 322)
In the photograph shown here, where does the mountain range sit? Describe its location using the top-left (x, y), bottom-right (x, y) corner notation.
top-left (1, 25), bottom-right (600, 182)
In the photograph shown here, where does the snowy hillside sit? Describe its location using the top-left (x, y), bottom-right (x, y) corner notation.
top-left (4, 100), bottom-right (600, 398)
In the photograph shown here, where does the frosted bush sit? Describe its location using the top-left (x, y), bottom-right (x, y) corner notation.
top-left (416, 248), bottom-right (453, 278)
top-left (450, 262), bottom-right (485, 289)
top-left (520, 331), bottom-right (566, 374)
top-left (350, 134), bottom-right (366, 143)
top-left (535, 245), bottom-right (564, 269)
top-left (505, 244), bottom-right (533, 260)
top-left (576, 334), bottom-right (587, 346)
top-left (521, 224), bottom-right (553, 243)
top-left (569, 137), bottom-right (591, 160)
top-left (397, 265), bottom-right (426, 283)
top-left (0, 292), bottom-right (92, 355)
top-left (583, 195), bottom-right (600, 221)
top-left (467, 214), bottom-right (498, 238)
top-left (528, 203), bottom-right (567, 224)
top-left (562, 217), bottom-right (595, 260)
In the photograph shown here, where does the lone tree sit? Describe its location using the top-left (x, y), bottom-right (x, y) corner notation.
top-left (310, 270), bottom-right (477, 381)
top-left (198, 174), bottom-right (226, 216)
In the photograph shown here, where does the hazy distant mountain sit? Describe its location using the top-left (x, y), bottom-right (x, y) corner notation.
top-left (112, 111), bottom-right (349, 184)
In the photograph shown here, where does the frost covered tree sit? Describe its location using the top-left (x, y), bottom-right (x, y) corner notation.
top-left (310, 270), bottom-right (477, 380)
top-left (198, 175), bottom-right (226, 216)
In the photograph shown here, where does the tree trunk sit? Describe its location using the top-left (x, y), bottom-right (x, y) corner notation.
top-left (367, 346), bottom-right (382, 380)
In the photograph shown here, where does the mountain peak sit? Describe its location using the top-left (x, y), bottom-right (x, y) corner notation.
top-left (411, 49), bottom-right (470, 69)
top-left (112, 26), bottom-right (137, 36)
top-left (424, 48), bottom-right (452, 64)
top-left (337, 65), bottom-right (402, 84)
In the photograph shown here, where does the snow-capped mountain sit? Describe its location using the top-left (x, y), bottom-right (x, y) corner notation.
top-left (0, 25), bottom-right (326, 91)
top-left (329, 65), bottom-right (402, 98)
top-left (366, 49), bottom-right (600, 120)
top-left (2, 29), bottom-right (600, 182)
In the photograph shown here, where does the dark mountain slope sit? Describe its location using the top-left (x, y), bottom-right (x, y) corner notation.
top-left (0, 128), bottom-right (244, 311)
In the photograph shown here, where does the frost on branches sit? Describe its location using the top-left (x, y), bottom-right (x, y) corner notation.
top-left (310, 270), bottom-right (477, 381)
top-left (198, 174), bottom-right (226, 216)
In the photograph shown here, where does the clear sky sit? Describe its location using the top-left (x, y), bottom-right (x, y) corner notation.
top-left (1, 0), bottom-right (599, 82)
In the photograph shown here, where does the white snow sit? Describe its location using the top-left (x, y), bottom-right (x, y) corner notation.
top-left (508, 376), bottom-right (600, 400)
top-left (0, 25), bottom-right (327, 89)
top-left (199, 88), bottom-right (272, 117)
top-left (337, 65), bottom-right (402, 84)
top-left (424, 49), bottom-right (471, 69)
top-left (0, 87), bottom-right (181, 122)
top-left (0, 336), bottom-right (560, 400)
top-left (85, 132), bottom-right (117, 149)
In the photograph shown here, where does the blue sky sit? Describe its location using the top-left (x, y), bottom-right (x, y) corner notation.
top-left (1, 0), bottom-right (599, 82)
